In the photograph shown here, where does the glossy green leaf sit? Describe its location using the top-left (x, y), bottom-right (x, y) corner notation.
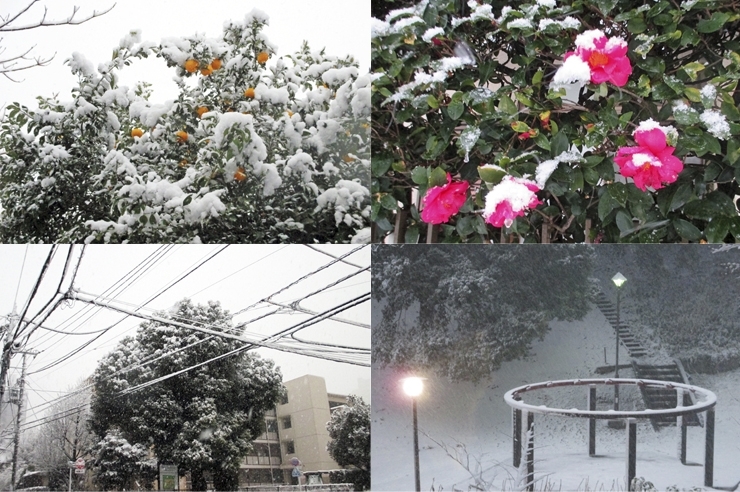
top-left (705, 217), bottom-right (730, 243)
top-left (672, 218), bottom-right (702, 241)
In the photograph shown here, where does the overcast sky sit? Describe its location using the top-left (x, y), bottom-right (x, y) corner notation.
top-left (0, 0), bottom-right (370, 111)
top-left (1, 244), bottom-right (370, 426)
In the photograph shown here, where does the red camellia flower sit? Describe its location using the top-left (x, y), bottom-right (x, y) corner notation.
top-left (420, 173), bottom-right (469, 224)
top-left (483, 176), bottom-right (541, 228)
top-left (567, 29), bottom-right (632, 87)
top-left (614, 122), bottom-right (683, 191)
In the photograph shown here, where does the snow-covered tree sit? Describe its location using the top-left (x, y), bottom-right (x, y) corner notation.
top-left (0, 8), bottom-right (370, 243)
top-left (89, 299), bottom-right (284, 491)
top-left (372, 245), bottom-right (594, 381)
top-left (326, 395), bottom-right (370, 479)
top-left (90, 430), bottom-right (156, 491)
top-left (24, 381), bottom-right (94, 491)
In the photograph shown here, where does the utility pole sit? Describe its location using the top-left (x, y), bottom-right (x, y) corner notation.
top-left (10, 350), bottom-right (37, 492)
top-left (0, 308), bottom-right (19, 407)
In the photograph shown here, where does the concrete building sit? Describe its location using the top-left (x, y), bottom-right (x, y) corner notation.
top-left (238, 375), bottom-right (347, 487)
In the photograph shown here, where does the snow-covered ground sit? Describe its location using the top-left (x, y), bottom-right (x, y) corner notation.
top-left (372, 305), bottom-right (740, 491)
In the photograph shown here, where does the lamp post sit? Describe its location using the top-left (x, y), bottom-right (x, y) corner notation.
top-left (612, 272), bottom-right (627, 412)
top-left (403, 377), bottom-right (424, 492)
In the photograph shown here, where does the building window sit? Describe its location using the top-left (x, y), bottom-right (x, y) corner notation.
top-left (282, 416), bottom-right (292, 429)
top-left (285, 440), bottom-right (295, 455)
top-left (279, 393), bottom-right (289, 405)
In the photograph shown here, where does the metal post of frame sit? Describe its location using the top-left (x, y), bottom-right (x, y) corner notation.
top-left (588, 384), bottom-right (596, 457)
top-left (677, 388), bottom-right (687, 465)
top-left (513, 395), bottom-right (522, 468)
top-left (705, 407), bottom-right (715, 487)
top-left (526, 412), bottom-right (534, 492)
top-left (626, 418), bottom-right (637, 491)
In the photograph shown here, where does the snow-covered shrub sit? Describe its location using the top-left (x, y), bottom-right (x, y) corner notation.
top-left (0, 9), bottom-right (369, 243)
top-left (372, 0), bottom-right (740, 243)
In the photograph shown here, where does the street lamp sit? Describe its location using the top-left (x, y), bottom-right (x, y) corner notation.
top-left (612, 272), bottom-right (627, 412)
top-left (402, 377), bottom-right (424, 492)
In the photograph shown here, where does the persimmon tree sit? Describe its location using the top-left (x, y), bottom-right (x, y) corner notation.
top-left (372, 0), bottom-right (740, 243)
top-left (0, 8), bottom-right (370, 243)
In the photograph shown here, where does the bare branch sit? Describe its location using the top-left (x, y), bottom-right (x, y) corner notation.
top-left (0, 2), bottom-right (116, 32)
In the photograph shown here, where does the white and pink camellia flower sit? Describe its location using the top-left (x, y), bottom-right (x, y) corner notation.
top-left (483, 176), bottom-right (541, 228)
top-left (554, 29), bottom-right (632, 88)
top-left (614, 119), bottom-right (683, 191)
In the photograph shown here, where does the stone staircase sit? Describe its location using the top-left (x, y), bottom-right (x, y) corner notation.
top-left (631, 361), bottom-right (702, 430)
top-left (593, 291), bottom-right (647, 358)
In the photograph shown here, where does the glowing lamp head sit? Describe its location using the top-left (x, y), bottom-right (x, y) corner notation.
top-left (612, 272), bottom-right (627, 288)
top-left (402, 377), bottom-right (424, 398)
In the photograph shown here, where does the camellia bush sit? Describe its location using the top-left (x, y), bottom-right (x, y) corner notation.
top-left (0, 9), bottom-right (370, 243)
top-left (372, 0), bottom-right (740, 243)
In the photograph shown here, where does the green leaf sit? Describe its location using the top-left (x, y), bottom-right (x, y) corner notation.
top-left (380, 194), bottom-right (398, 210)
top-left (139, 215), bottom-right (148, 225)
top-left (447, 99), bottom-right (464, 120)
top-left (551, 131), bottom-right (569, 158)
top-left (684, 87), bottom-right (702, 103)
top-left (498, 95), bottom-right (518, 115)
top-left (478, 166), bottom-right (506, 184)
top-left (405, 226), bottom-right (420, 244)
top-left (721, 100), bottom-right (740, 121)
top-left (391, 160), bottom-right (407, 172)
top-left (637, 57), bottom-right (665, 74)
top-left (704, 135), bottom-right (721, 155)
top-left (616, 210), bottom-right (633, 233)
top-left (729, 216), bottom-right (740, 240)
top-left (532, 70), bottom-right (543, 86)
top-left (608, 182), bottom-right (629, 206)
top-left (627, 17), bottom-right (647, 33)
top-left (511, 121), bottom-right (531, 133)
top-left (681, 28), bottom-right (700, 47)
top-left (429, 166), bottom-right (448, 187)
top-left (726, 139), bottom-right (740, 165)
top-left (669, 184), bottom-right (693, 211)
top-left (672, 218), bottom-right (702, 241)
top-left (427, 95), bottom-right (439, 109)
top-left (595, 0), bottom-right (617, 14)
top-left (411, 166), bottom-right (429, 185)
top-left (696, 12), bottom-right (730, 33)
top-left (681, 62), bottom-right (705, 81)
top-left (683, 191), bottom-right (738, 219)
top-left (515, 92), bottom-right (534, 107)
top-left (598, 192), bottom-right (617, 221)
top-left (372, 157), bottom-right (392, 177)
top-left (456, 215), bottom-right (475, 237)
top-left (705, 217), bottom-right (730, 243)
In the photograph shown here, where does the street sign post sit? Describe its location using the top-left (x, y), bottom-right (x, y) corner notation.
top-left (159, 464), bottom-right (178, 491)
top-left (68, 458), bottom-right (85, 492)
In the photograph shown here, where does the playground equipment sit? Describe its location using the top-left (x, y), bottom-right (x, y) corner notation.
top-left (504, 378), bottom-right (717, 492)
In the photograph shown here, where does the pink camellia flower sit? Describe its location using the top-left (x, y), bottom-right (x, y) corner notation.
top-left (483, 176), bottom-right (541, 228)
top-left (614, 120), bottom-right (683, 191)
top-left (567, 29), bottom-right (632, 87)
top-left (420, 173), bottom-right (469, 224)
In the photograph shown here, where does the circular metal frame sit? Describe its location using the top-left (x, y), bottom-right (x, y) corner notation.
top-left (504, 378), bottom-right (716, 419)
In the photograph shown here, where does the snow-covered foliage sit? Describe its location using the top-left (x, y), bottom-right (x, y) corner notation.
top-left (593, 245), bottom-right (740, 373)
top-left (0, 9), bottom-right (369, 243)
top-left (371, 245), bottom-right (594, 381)
top-left (91, 430), bottom-right (157, 491)
top-left (327, 395), bottom-right (370, 469)
top-left (90, 299), bottom-right (284, 491)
